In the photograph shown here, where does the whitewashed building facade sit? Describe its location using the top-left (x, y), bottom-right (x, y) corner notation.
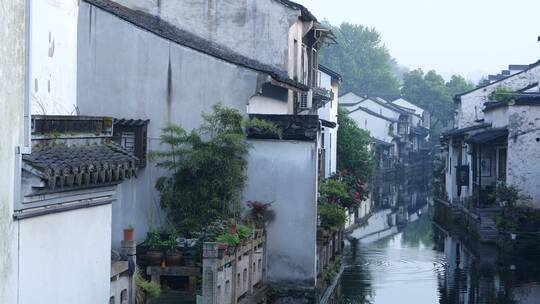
top-left (442, 61), bottom-right (540, 209)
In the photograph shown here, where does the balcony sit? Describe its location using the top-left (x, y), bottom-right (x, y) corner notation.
top-left (312, 87), bottom-right (334, 108)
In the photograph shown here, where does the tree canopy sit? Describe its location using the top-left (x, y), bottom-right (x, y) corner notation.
top-left (337, 108), bottom-right (375, 185)
top-left (401, 69), bottom-right (474, 136)
top-left (320, 22), bottom-right (401, 98)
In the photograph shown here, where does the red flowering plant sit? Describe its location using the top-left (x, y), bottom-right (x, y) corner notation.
top-left (318, 176), bottom-right (357, 209)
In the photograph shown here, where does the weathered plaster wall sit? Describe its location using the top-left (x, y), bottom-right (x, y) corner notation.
top-left (77, 3), bottom-right (268, 247)
top-left (456, 65), bottom-right (540, 128)
top-left (484, 106), bottom-right (509, 128)
top-left (30, 0), bottom-right (79, 115)
top-left (0, 0), bottom-right (25, 302)
top-left (244, 140), bottom-right (318, 287)
top-left (18, 205), bottom-right (112, 304)
top-left (506, 105), bottom-right (540, 207)
top-left (110, 0), bottom-right (300, 71)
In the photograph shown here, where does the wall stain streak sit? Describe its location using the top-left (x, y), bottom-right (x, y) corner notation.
top-left (166, 47), bottom-right (172, 123)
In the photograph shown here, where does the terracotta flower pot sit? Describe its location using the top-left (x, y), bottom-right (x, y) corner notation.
top-left (146, 250), bottom-right (163, 266)
top-left (165, 251), bottom-right (183, 266)
top-left (229, 224), bottom-right (237, 235)
top-left (123, 228), bottom-right (134, 241)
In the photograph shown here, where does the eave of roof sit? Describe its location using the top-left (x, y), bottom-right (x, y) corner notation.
top-left (371, 137), bottom-right (393, 147)
top-left (114, 118), bottom-right (150, 127)
top-left (484, 93), bottom-right (540, 112)
top-left (318, 64), bottom-right (343, 82)
top-left (320, 118), bottom-right (337, 128)
top-left (454, 60), bottom-right (540, 103)
top-left (441, 122), bottom-right (492, 138)
top-left (23, 143), bottom-right (138, 191)
top-left (465, 128), bottom-right (508, 144)
top-left (368, 97), bottom-right (409, 115)
top-left (274, 0), bottom-right (318, 22)
top-left (83, 0), bottom-right (309, 91)
top-left (348, 105), bottom-right (398, 123)
top-left (340, 95), bottom-right (408, 115)
top-left (247, 114), bottom-right (319, 141)
top-left (411, 126), bottom-right (430, 136)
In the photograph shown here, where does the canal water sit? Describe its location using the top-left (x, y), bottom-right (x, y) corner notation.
top-left (338, 193), bottom-right (540, 303)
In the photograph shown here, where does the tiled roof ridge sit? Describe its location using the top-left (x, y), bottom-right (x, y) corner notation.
top-left (23, 143), bottom-right (138, 190)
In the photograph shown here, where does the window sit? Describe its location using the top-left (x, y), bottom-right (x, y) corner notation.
top-left (497, 148), bottom-right (507, 181)
top-left (120, 290), bottom-right (128, 304)
top-left (329, 133), bottom-right (332, 172)
top-left (225, 280), bottom-right (230, 295)
top-left (119, 132), bottom-right (136, 153)
top-left (113, 119), bottom-right (149, 167)
top-left (243, 268), bottom-right (248, 289)
top-left (299, 93), bottom-right (308, 109)
top-left (258, 259), bottom-right (262, 272)
top-left (293, 39), bottom-right (298, 80)
top-left (302, 44), bottom-right (308, 85)
top-left (109, 296), bottom-right (115, 304)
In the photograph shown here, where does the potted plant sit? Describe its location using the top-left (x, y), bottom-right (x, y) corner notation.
top-left (123, 224), bottom-right (134, 241)
top-left (246, 201), bottom-right (274, 228)
top-left (216, 232), bottom-right (240, 255)
top-left (229, 221), bottom-right (237, 235)
top-left (165, 231), bottom-right (183, 266)
top-left (237, 224), bottom-right (253, 245)
top-left (145, 231), bottom-right (164, 266)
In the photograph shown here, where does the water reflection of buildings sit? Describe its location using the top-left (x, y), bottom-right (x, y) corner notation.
top-left (434, 226), bottom-right (540, 304)
top-left (350, 181), bottom-right (431, 243)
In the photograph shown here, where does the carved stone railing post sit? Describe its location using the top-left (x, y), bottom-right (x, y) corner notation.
top-left (202, 242), bottom-right (218, 304)
top-left (120, 240), bottom-right (136, 304)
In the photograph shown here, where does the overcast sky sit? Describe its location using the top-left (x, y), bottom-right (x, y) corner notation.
top-left (296, 0), bottom-right (540, 82)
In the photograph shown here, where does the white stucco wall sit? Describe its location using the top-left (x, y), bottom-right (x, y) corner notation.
top-left (358, 98), bottom-right (401, 120)
top-left (244, 140), bottom-right (318, 287)
top-left (111, 0), bottom-right (300, 71)
top-left (339, 92), bottom-right (362, 104)
top-left (318, 70), bottom-right (339, 177)
top-left (506, 105), bottom-right (540, 207)
top-left (456, 65), bottom-right (540, 128)
top-left (77, 2), bottom-right (273, 247)
top-left (347, 107), bottom-right (394, 143)
top-left (18, 205), bottom-right (112, 304)
top-left (30, 0), bottom-right (78, 115)
top-left (248, 95), bottom-right (290, 115)
top-left (0, 1), bottom-right (25, 302)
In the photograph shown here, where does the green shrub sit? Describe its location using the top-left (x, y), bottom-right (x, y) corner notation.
top-left (216, 232), bottom-right (240, 246)
top-left (152, 104), bottom-right (250, 236)
top-left (245, 118), bottom-right (283, 139)
top-left (136, 268), bottom-right (161, 303)
top-left (236, 224), bottom-right (253, 241)
top-left (318, 203), bottom-right (347, 232)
